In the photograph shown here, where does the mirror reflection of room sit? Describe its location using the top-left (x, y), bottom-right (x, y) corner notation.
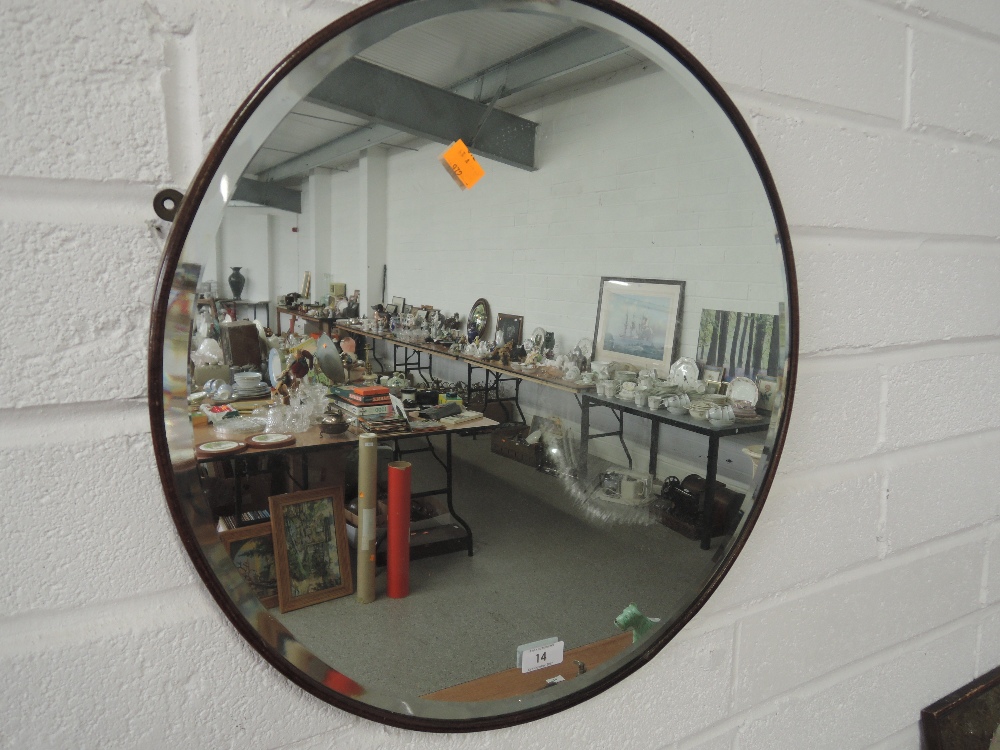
top-left (181, 10), bottom-right (789, 706)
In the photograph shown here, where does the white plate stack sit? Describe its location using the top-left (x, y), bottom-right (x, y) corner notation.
top-left (233, 372), bottom-right (271, 399)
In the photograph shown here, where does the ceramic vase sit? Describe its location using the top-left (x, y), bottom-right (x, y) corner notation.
top-left (228, 266), bottom-right (246, 300)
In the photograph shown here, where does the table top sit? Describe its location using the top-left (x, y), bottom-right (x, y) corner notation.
top-left (277, 306), bottom-right (334, 322)
top-left (335, 323), bottom-right (596, 395)
top-left (583, 392), bottom-right (771, 437)
top-left (193, 415), bottom-right (499, 462)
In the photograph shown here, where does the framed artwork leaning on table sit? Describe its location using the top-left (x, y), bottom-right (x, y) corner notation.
top-left (269, 487), bottom-right (353, 613)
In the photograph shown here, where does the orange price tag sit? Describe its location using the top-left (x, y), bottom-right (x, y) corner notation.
top-left (440, 139), bottom-right (485, 190)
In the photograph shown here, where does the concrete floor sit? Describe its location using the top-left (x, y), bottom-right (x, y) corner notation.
top-left (274, 433), bottom-right (720, 700)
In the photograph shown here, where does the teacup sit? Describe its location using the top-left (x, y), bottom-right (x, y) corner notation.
top-left (648, 396), bottom-right (663, 409)
top-left (634, 393), bottom-right (647, 408)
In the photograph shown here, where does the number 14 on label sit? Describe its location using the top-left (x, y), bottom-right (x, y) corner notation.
top-left (521, 640), bottom-right (564, 673)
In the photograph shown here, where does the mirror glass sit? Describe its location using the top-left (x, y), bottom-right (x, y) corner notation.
top-left (153, 0), bottom-right (796, 729)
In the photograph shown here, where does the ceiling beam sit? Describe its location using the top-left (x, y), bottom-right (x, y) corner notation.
top-left (450, 27), bottom-right (629, 102)
top-left (232, 178), bottom-right (302, 213)
top-left (258, 28), bottom-right (631, 183)
top-left (259, 123), bottom-right (402, 184)
top-left (305, 58), bottom-right (537, 171)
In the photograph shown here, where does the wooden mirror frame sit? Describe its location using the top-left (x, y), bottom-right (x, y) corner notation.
top-left (147, 0), bottom-right (798, 732)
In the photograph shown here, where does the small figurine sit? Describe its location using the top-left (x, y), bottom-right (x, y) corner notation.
top-left (275, 349), bottom-right (315, 398)
top-left (614, 603), bottom-right (661, 643)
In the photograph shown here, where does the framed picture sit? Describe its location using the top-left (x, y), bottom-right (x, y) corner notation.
top-left (391, 296), bottom-right (405, 310)
top-left (696, 309), bottom-right (781, 382)
top-left (269, 486), bottom-right (353, 613)
top-left (496, 313), bottom-right (524, 347)
top-left (705, 380), bottom-right (726, 395)
top-left (385, 303), bottom-right (398, 315)
top-left (220, 522), bottom-right (278, 609)
top-left (703, 365), bottom-right (724, 383)
top-left (922, 664), bottom-right (1000, 749)
top-left (756, 375), bottom-right (779, 411)
top-left (402, 303), bottom-right (413, 315)
top-left (593, 277), bottom-right (685, 372)
top-left (300, 271), bottom-right (311, 299)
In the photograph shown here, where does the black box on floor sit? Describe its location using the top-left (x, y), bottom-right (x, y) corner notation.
top-left (490, 424), bottom-right (541, 468)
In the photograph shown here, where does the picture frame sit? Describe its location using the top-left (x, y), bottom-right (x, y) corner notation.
top-left (496, 313), bottom-right (524, 347)
top-left (402, 303), bottom-right (413, 315)
top-left (705, 380), bottom-right (725, 396)
top-left (593, 277), bottom-right (685, 372)
top-left (269, 486), bottom-right (353, 613)
top-left (220, 521), bottom-right (279, 609)
top-left (384, 303), bottom-right (398, 315)
top-left (391, 296), bottom-right (405, 310)
top-left (922, 664), bottom-right (1000, 749)
top-left (301, 271), bottom-right (311, 299)
top-left (756, 374), bottom-right (779, 411)
top-left (703, 365), bottom-right (724, 383)
top-left (696, 309), bottom-right (782, 382)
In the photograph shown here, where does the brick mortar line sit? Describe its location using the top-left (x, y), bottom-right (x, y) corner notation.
top-left (0, 398), bottom-right (151, 447)
top-left (798, 335), bottom-right (1000, 371)
top-left (790, 224), bottom-right (1000, 246)
top-left (0, 584), bottom-right (215, 660)
top-left (779, 426), bottom-right (1000, 487)
top-left (849, 0), bottom-right (1000, 51)
top-left (728, 85), bottom-right (1000, 158)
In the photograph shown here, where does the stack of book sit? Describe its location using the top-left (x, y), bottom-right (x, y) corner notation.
top-left (328, 385), bottom-right (410, 434)
top-left (217, 509), bottom-right (270, 531)
top-left (355, 412), bottom-right (411, 435)
top-left (328, 385), bottom-right (394, 417)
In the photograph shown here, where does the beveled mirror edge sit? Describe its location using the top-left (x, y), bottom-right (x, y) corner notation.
top-left (146, 0), bottom-right (798, 732)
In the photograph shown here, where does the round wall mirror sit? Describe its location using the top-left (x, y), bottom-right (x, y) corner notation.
top-left (150, 0), bottom-right (797, 731)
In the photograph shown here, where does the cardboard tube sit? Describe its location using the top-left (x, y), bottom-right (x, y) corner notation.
top-left (386, 461), bottom-right (411, 599)
top-left (356, 432), bottom-right (378, 604)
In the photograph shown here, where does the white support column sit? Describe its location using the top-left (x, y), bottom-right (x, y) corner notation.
top-left (267, 214), bottom-right (280, 321)
top-left (359, 146), bottom-right (389, 311)
top-left (300, 167), bottom-right (335, 302)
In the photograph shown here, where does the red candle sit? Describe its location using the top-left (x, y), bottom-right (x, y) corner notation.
top-left (386, 461), bottom-right (412, 598)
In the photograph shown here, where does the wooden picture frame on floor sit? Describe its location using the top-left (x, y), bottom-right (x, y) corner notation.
top-left (220, 521), bottom-right (279, 609)
top-left (269, 486), bottom-right (353, 613)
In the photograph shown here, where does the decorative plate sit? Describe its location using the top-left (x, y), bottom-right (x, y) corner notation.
top-left (246, 433), bottom-right (295, 448)
top-left (334, 297), bottom-right (349, 314)
top-left (315, 333), bottom-right (346, 384)
top-left (577, 337), bottom-right (594, 359)
top-left (268, 348), bottom-right (283, 388)
top-left (728, 376), bottom-right (759, 405)
top-left (195, 440), bottom-right (247, 458)
top-left (669, 357), bottom-right (699, 384)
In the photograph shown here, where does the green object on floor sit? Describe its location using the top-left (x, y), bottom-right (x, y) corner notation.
top-left (615, 603), bottom-right (659, 643)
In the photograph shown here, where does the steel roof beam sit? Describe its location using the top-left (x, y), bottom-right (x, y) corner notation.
top-left (258, 28), bottom-right (630, 182)
top-left (232, 178), bottom-right (302, 213)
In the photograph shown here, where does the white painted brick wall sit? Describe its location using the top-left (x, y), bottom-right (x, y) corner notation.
top-left (3, 1), bottom-right (1000, 748)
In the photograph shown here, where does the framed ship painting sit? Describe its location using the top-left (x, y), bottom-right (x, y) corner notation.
top-left (593, 277), bottom-right (684, 372)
